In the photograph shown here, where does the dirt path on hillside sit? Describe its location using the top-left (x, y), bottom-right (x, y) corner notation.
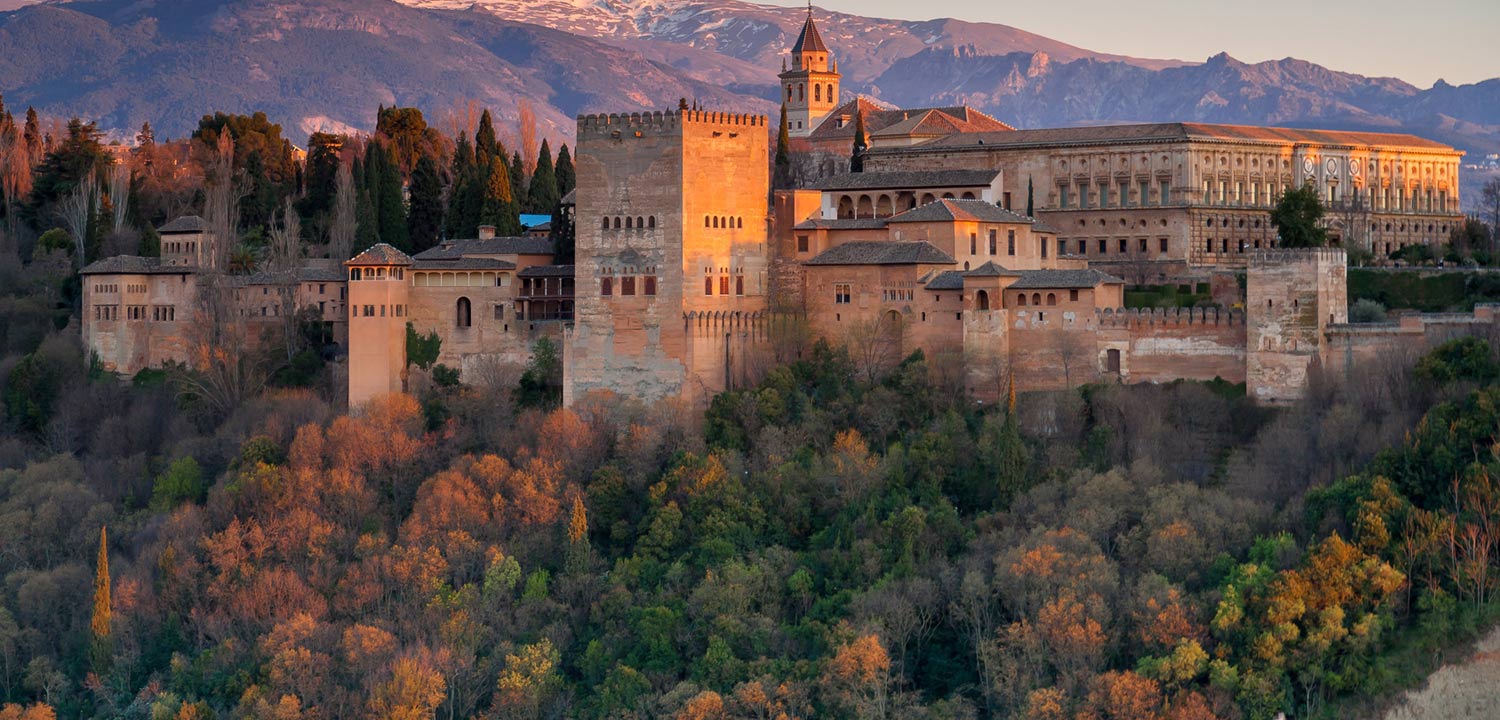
top-left (1379, 626), bottom-right (1500, 719)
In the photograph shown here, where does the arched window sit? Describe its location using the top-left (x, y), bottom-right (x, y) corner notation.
top-left (350, 268), bottom-right (362, 281)
top-left (456, 297), bottom-right (472, 328)
top-left (636, 216), bottom-right (644, 229)
top-left (737, 217), bottom-right (743, 229)
top-left (625, 216), bottom-right (633, 229)
top-left (713, 217), bottom-right (719, 228)
top-left (1046, 293), bottom-right (1057, 306)
top-left (798, 83), bottom-right (804, 101)
top-left (787, 85), bottom-right (793, 101)
top-left (961, 192), bottom-right (976, 200)
top-left (1032, 293), bottom-right (1041, 306)
top-left (814, 84), bottom-right (821, 102)
top-left (648, 216), bottom-right (656, 228)
top-left (705, 216), bottom-right (711, 227)
top-left (976, 290), bottom-right (990, 310)
top-left (602, 218), bottom-right (610, 230)
top-left (613, 217), bottom-right (622, 229)
top-left (1018, 293), bottom-right (1028, 306)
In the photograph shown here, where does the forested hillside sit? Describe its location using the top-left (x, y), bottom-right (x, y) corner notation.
top-left (3, 277), bottom-right (1500, 719)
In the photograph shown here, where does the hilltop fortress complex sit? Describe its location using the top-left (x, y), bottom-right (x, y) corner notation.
top-left (81, 10), bottom-right (1479, 409)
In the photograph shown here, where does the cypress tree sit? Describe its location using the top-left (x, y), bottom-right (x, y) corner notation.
top-left (775, 104), bottom-right (792, 189)
top-left (850, 108), bottom-right (867, 173)
top-left (476, 110), bottom-right (498, 167)
top-left (407, 155), bottom-right (444, 252)
top-left (445, 135), bottom-right (475, 241)
top-left (527, 139), bottom-right (559, 214)
top-left (136, 121), bottom-right (155, 149)
top-left (555, 143), bottom-right (575, 197)
top-left (482, 157), bottom-right (520, 236)
top-left (353, 155), bottom-right (379, 250)
top-left (510, 151), bottom-right (528, 217)
top-left (1026, 176), bottom-right (1034, 217)
top-left (375, 144), bottom-right (409, 251)
top-left (23, 107), bottom-right (40, 158)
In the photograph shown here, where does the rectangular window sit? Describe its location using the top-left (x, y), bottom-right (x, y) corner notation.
top-left (318, 283), bottom-right (326, 294)
top-left (1160, 181), bottom-right (1170, 204)
top-left (1059, 186), bottom-right (1069, 209)
top-left (1122, 180), bottom-right (1131, 207)
top-left (1007, 230), bottom-right (1016, 256)
top-left (1118, 239), bottom-right (1127, 253)
top-left (1002, 191), bottom-right (1012, 210)
top-left (988, 229), bottom-right (997, 255)
top-left (1139, 238), bottom-right (1148, 252)
top-left (1159, 238), bottom-right (1169, 253)
top-left (602, 277), bottom-right (613, 296)
top-left (364, 304), bottom-right (374, 316)
top-left (1070, 289), bottom-right (1079, 302)
top-left (1100, 184), bottom-right (1110, 208)
top-left (1079, 240), bottom-right (1087, 255)
top-left (797, 234), bottom-right (809, 253)
top-left (645, 276), bottom-right (657, 296)
top-left (834, 283), bottom-right (851, 305)
top-left (1041, 238), bottom-right (1048, 258)
top-left (970, 233), bottom-right (977, 255)
top-left (622, 276), bottom-right (636, 296)
top-left (1098, 239), bottom-right (1107, 254)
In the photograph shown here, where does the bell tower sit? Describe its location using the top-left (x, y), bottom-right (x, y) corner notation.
top-left (778, 4), bottom-right (840, 138)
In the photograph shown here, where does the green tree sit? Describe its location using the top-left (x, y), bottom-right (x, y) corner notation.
top-left (375, 106), bottom-right (437, 177)
top-left (1026, 176), bottom-right (1034, 216)
top-left (405, 322), bottom-right (442, 371)
top-left (774, 104), bottom-right (792, 189)
top-left (29, 118), bottom-right (107, 210)
top-left (527, 140), bottom-right (559, 214)
top-left (150, 456), bottom-right (206, 510)
top-left (407, 155), bottom-right (444, 252)
top-left (516, 337), bottom-right (562, 409)
top-left (850, 108), bottom-right (867, 173)
top-left (1271, 184), bottom-right (1328, 248)
top-left (476, 109), bottom-right (499, 167)
top-left (299, 132), bottom-right (344, 221)
top-left (482, 157), bottom-right (520, 236)
top-left (510, 151), bottom-right (529, 219)
top-left (555, 143), bottom-right (575, 198)
top-left (366, 142), bottom-right (409, 251)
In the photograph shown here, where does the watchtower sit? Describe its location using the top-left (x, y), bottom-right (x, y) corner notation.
top-left (346, 243), bottom-right (413, 409)
top-left (1246, 248), bottom-right (1348, 404)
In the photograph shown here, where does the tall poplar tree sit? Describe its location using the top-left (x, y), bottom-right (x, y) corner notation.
top-left (92, 526), bottom-right (111, 668)
top-left (482, 157), bottom-right (520, 236)
top-left (527, 140), bottom-right (559, 214)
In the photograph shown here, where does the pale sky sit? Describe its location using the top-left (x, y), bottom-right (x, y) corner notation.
top-left (768, 0), bottom-right (1499, 87)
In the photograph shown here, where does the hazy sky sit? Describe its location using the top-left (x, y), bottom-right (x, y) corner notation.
top-left (768, 0), bottom-right (1498, 87)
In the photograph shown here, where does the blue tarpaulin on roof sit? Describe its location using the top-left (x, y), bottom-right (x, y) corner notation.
top-left (519, 214), bottom-right (551, 228)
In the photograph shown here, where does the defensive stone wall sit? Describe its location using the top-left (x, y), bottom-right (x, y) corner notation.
top-left (1246, 248), bottom-right (1347, 403)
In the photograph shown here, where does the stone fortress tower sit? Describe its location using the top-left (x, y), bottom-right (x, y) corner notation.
top-left (1246, 248), bottom-right (1348, 404)
top-left (778, 5), bottom-right (840, 138)
top-left (564, 108), bottom-right (771, 406)
top-left (346, 244), bottom-right (413, 408)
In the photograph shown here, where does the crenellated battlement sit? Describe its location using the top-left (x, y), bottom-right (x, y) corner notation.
top-left (576, 109), bottom-right (767, 136)
top-left (1249, 248), bottom-right (1347, 267)
top-left (1096, 306), bottom-right (1244, 328)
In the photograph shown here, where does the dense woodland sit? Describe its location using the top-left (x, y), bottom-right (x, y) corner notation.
top-left (3, 101), bottom-right (1500, 720)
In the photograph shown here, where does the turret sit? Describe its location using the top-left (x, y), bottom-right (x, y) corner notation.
top-left (345, 243), bottom-right (413, 409)
top-left (778, 5), bottom-right (840, 137)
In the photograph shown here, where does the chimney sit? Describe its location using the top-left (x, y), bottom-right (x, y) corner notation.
top-left (478, 225), bottom-right (496, 240)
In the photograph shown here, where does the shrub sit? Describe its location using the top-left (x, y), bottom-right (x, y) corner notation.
top-left (150, 456), bottom-right (206, 510)
top-left (1348, 299), bottom-right (1387, 323)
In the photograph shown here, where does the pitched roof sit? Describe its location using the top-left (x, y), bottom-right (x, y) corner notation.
top-left (414, 236), bottom-right (555, 259)
top-left (157, 216), bottom-right (206, 234)
top-left (810, 98), bottom-right (1014, 140)
top-left (346, 243), bottom-right (413, 266)
top-left (1008, 269), bottom-right (1125, 290)
top-left (792, 217), bottom-right (888, 231)
top-left (790, 13), bottom-right (828, 54)
top-left (805, 241), bottom-right (955, 266)
top-left (80, 255), bottom-right (194, 276)
top-left (561, 189), bottom-right (576, 205)
top-left (965, 261), bottom-right (1022, 277)
top-left (901, 122), bottom-right (1456, 153)
top-left (816, 169), bottom-right (1001, 192)
top-left (518, 264), bottom-right (575, 278)
top-left (412, 258), bottom-right (517, 271)
top-left (923, 271), bottom-right (966, 290)
top-left (887, 199), bottom-right (1034, 224)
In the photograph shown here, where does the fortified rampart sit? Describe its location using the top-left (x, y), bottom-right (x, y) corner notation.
top-left (1247, 248), bottom-right (1347, 404)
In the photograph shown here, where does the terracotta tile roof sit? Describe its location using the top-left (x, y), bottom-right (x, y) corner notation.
top-left (346, 243), bottom-right (413, 266)
top-left (816, 169), bottom-right (1000, 191)
top-left (805, 241), bottom-right (955, 266)
top-left (792, 218), bottom-right (889, 231)
top-left (790, 13), bottom-right (828, 54)
top-left (80, 255), bottom-right (194, 275)
top-left (923, 271), bottom-right (966, 290)
top-left (887, 199), bottom-right (1034, 224)
top-left (157, 215), bottom-right (207, 234)
top-left (1008, 269), bottom-right (1124, 290)
top-left (965, 261), bottom-right (1022, 277)
top-left (416, 236), bottom-right (555, 258)
top-left (902, 122), bottom-right (1455, 152)
top-left (811, 99), bottom-right (1014, 140)
top-left (411, 258), bottom-right (517, 271)
top-left (1031, 220), bottom-right (1061, 234)
top-left (518, 264), bottom-right (575, 278)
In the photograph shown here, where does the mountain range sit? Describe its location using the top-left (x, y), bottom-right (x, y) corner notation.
top-left (0, 0), bottom-right (1496, 204)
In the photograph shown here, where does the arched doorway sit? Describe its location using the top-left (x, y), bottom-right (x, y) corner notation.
top-left (976, 290), bottom-right (990, 310)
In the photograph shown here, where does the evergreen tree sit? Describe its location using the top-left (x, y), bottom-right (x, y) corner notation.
top-left (1271, 184), bottom-right (1328, 248)
top-left (850, 108), bottom-right (867, 173)
top-left (527, 140), bottom-right (559, 214)
top-left (1026, 176), bottom-right (1034, 217)
top-left (136, 121), bottom-right (155, 149)
top-left (445, 135), bottom-right (475, 241)
top-left (353, 156), bottom-right (379, 250)
top-left (374, 144), bottom-right (409, 251)
top-left (22, 107), bottom-right (40, 159)
top-left (510, 151), bottom-right (529, 217)
top-left (549, 202), bottom-right (574, 264)
top-left (407, 155), bottom-right (444, 252)
top-left (482, 157), bottom-right (521, 236)
top-left (240, 150), bottom-right (277, 233)
top-left (300, 132), bottom-right (343, 221)
top-left (775, 104), bottom-right (792, 189)
top-left (476, 110), bottom-right (498, 167)
top-left (555, 143), bottom-right (575, 198)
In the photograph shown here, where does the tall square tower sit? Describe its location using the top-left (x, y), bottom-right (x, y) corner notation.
top-left (565, 109), bottom-right (770, 406)
top-left (779, 10), bottom-right (840, 137)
